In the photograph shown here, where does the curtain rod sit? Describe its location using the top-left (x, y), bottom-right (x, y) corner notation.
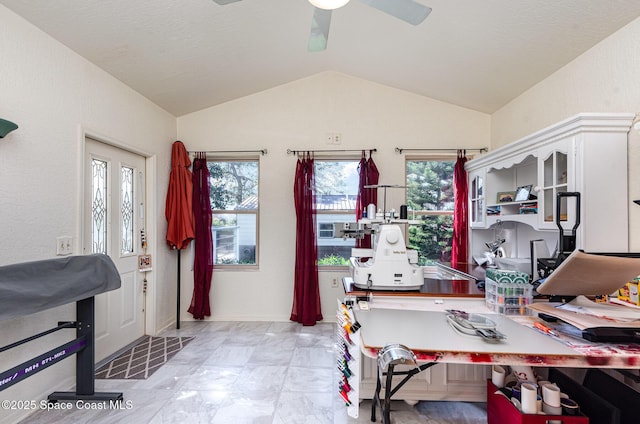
top-left (287, 148), bottom-right (377, 155)
top-left (189, 149), bottom-right (267, 155)
top-left (395, 147), bottom-right (488, 154)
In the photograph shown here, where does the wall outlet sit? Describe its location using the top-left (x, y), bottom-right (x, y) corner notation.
top-left (331, 278), bottom-right (338, 288)
top-left (326, 132), bottom-right (334, 144)
top-left (325, 132), bottom-right (343, 145)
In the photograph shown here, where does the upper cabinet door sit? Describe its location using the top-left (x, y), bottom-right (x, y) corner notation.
top-left (537, 138), bottom-right (573, 230)
top-left (469, 169), bottom-right (486, 228)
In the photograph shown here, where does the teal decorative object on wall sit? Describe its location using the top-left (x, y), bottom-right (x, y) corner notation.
top-left (0, 118), bottom-right (18, 138)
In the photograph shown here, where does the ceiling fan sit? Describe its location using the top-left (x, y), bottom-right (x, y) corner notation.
top-left (211, 0), bottom-right (432, 52)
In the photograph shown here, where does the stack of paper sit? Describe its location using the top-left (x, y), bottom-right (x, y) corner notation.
top-left (528, 296), bottom-right (640, 330)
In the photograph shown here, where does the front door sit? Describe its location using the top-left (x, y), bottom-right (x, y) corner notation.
top-left (83, 137), bottom-right (146, 362)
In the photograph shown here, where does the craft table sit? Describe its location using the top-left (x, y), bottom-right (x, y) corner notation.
top-left (352, 299), bottom-right (640, 423)
top-left (356, 301), bottom-right (640, 368)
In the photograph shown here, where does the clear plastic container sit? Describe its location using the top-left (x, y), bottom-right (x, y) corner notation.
top-left (485, 269), bottom-right (532, 316)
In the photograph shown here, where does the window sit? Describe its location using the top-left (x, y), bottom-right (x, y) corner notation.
top-left (314, 160), bottom-right (359, 266)
top-left (405, 158), bottom-right (455, 264)
top-left (120, 166), bottom-right (134, 255)
top-left (207, 159), bottom-right (259, 267)
top-left (91, 159), bottom-right (108, 254)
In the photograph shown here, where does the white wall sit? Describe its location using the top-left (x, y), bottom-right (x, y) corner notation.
top-left (492, 16), bottom-right (640, 146)
top-left (177, 71), bottom-right (491, 322)
top-left (491, 16), bottom-right (640, 250)
top-left (0, 6), bottom-right (176, 422)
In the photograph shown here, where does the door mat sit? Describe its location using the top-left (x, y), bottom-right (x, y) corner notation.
top-left (95, 336), bottom-right (194, 380)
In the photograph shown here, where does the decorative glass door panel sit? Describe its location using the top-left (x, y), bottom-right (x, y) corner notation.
top-left (120, 166), bottom-right (134, 255)
top-left (469, 172), bottom-right (485, 228)
top-left (91, 159), bottom-right (108, 254)
top-left (542, 151), bottom-right (568, 223)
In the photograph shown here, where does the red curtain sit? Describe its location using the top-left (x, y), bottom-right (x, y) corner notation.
top-left (451, 150), bottom-right (469, 266)
top-left (290, 153), bottom-right (323, 326)
top-left (355, 151), bottom-right (379, 249)
top-left (188, 152), bottom-right (213, 319)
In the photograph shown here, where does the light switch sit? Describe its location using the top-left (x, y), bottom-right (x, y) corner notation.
top-left (56, 236), bottom-right (73, 255)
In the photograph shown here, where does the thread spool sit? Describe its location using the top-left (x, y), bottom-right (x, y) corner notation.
top-left (367, 204), bottom-right (376, 220)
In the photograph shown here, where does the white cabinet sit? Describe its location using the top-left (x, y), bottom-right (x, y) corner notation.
top-left (465, 113), bottom-right (634, 259)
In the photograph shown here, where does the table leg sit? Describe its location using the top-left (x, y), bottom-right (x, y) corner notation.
top-left (372, 362), bottom-right (437, 423)
top-left (381, 363), bottom-right (396, 424)
top-left (371, 369), bottom-right (382, 422)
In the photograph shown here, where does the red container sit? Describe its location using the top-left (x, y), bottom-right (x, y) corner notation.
top-left (487, 381), bottom-right (589, 424)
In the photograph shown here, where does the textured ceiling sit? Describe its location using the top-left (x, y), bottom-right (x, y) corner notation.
top-left (3, 0), bottom-right (640, 116)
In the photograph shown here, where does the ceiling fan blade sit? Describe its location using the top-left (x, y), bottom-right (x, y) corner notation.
top-left (308, 8), bottom-right (332, 52)
top-left (359, 0), bottom-right (432, 25)
top-left (211, 0), bottom-right (243, 5)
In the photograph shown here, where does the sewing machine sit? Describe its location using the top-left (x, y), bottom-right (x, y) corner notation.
top-left (335, 222), bottom-right (423, 290)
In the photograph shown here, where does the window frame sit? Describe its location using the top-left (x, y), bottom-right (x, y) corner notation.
top-left (404, 154), bottom-right (457, 263)
top-left (314, 156), bottom-right (360, 270)
top-left (207, 156), bottom-right (260, 270)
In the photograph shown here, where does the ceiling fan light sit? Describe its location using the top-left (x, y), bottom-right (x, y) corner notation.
top-left (308, 0), bottom-right (350, 10)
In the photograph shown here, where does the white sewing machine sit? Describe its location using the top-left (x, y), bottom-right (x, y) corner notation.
top-left (336, 222), bottom-right (423, 290)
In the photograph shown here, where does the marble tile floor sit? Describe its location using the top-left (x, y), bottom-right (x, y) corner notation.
top-left (20, 321), bottom-right (487, 423)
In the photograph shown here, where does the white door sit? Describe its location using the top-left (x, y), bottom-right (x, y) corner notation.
top-left (83, 137), bottom-right (146, 362)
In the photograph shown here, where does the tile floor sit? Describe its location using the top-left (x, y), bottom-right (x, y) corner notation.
top-left (20, 321), bottom-right (487, 423)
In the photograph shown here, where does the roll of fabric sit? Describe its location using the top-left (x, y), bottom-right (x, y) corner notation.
top-left (561, 397), bottom-right (580, 415)
top-left (543, 401), bottom-right (562, 415)
top-left (491, 365), bottom-right (506, 388)
top-left (520, 383), bottom-right (538, 414)
top-left (542, 383), bottom-right (561, 407)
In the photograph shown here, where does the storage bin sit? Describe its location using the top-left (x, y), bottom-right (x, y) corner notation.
top-left (487, 380), bottom-right (589, 424)
top-left (485, 269), bottom-right (532, 315)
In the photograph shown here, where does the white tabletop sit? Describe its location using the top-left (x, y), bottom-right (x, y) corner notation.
top-left (358, 308), bottom-right (576, 355)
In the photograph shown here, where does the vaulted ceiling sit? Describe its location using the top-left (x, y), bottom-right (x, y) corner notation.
top-left (3, 0), bottom-right (640, 116)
